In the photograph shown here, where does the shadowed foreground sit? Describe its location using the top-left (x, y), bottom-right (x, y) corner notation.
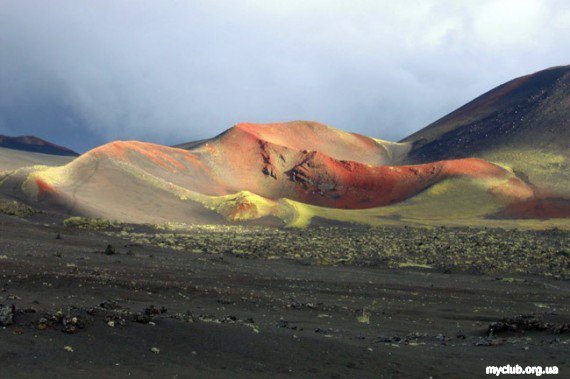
top-left (0, 214), bottom-right (568, 378)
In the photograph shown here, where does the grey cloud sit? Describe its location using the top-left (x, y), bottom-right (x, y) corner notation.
top-left (1, 0), bottom-right (569, 152)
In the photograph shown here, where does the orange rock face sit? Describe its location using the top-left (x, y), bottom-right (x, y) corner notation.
top-left (35, 178), bottom-right (57, 201)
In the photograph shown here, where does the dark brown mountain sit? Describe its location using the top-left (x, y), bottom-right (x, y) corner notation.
top-left (0, 135), bottom-right (78, 157)
top-left (402, 65), bottom-right (570, 162)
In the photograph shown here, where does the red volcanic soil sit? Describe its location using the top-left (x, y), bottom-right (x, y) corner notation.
top-left (35, 178), bottom-right (57, 201)
top-left (91, 141), bottom-right (188, 172)
top-left (83, 141), bottom-right (228, 195)
top-left (284, 152), bottom-right (528, 209)
top-left (230, 122), bottom-right (391, 165)
top-left (189, 122), bottom-right (533, 209)
top-left (492, 198), bottom-right (570, 219)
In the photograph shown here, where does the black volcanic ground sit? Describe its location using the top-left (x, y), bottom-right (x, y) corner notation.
top-left (0, 214), bottom-right (568, 377)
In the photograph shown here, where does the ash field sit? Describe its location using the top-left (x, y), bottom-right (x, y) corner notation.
top-left (0, 213), bottom-right (568, 378)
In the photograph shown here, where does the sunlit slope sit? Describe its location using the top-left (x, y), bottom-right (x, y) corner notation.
top-left (481, 149), bottom-right (570, 197)
top-left (280, 177), bottom-right (518, 227)
top-left (0, 121), bottom-right (542, 226)
top-left (0, 143), bottom-right (225, 224)
top-left (188, 122), bottom-right (531, 209)
top-left (180, 121), bottom-right (411, 165)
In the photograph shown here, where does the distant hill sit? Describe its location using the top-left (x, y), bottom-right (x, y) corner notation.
top-left (0, 135), bottom-right (78, 157)
top-left (403, 65), bottom-right (570, 160)
top-left (402, 65), bottom-right (570, 199)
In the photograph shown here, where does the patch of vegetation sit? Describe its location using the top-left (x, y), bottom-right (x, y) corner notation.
top-left (356, 309), bottom-right (370, 324)
top-left (106, 224), bottom-right (570, 278)
top-left (0, 198), bottom-right (35, 217)
top-left (483, 148), bottom-right (570, 197)
top-left (63, 216), bottom-right (126, 231)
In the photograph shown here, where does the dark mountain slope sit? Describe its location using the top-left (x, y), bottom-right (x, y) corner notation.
top-left (0, 135), bottom-right (78, 156)
top-left (402, 65), bottom-right (570, 162)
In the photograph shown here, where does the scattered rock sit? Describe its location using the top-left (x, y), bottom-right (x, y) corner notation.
top-left (171, 311), bottom-right (196, 323)
top-left (132, 313), bottom-right (152, 324)
top-left (315, 327), bottom-right (337, 335)
top-left (277, 319), bottom-right (302, 331)
top-left (34, 309), bottom-right (89, 333)
top-left (475, 337), bottom-right (504, 347)
top-left (105, 314), bottom-right (127, 327)
top-left (144, 305), bottom-right (167, 316)
top-left (62, 315), bottom-right (85, 334)
top-left (0, 304), bottom-right (15, 326)
top-left (376, 335), bottom-right (402, 343)
top-left (13, 327), bottom-right (24, 335)
top-left (104, 244), bottom-right (116, 255)
top-left (277, 320), bottom-right (289, 328)
top-left (100, 300), bottom-right (124, 311)
top-left (488, 315), bottom-right (551, 336)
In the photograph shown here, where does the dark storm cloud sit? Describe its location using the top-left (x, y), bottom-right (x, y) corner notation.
top-left (1, 0), bottom-right (569, 152)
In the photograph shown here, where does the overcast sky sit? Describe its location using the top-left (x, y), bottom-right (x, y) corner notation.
top-left (1, 0), bottom-right (569, 152)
